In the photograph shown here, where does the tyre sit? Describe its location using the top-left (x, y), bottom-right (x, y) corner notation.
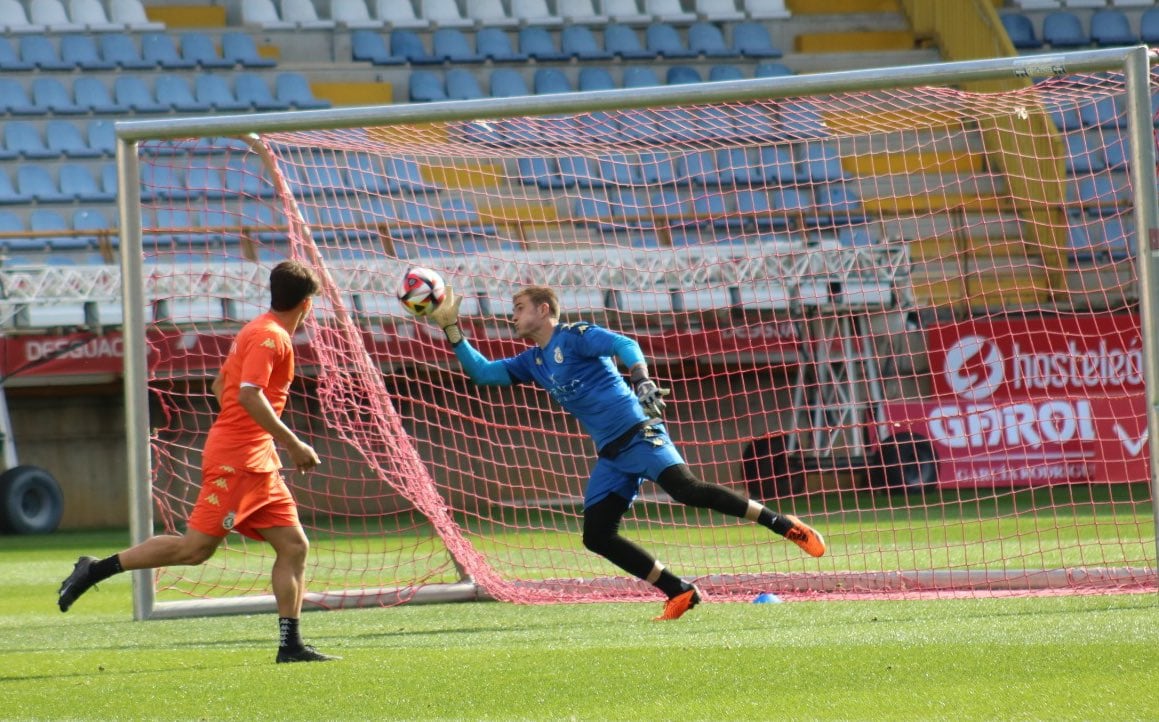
top-left (0, 465), bottom-right (64, 535)
top-left (874, 431), bottom-right (939, 495)
top-left (741, 434), bottom-right (805, 500)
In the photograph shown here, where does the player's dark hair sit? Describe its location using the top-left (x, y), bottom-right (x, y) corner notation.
top-left (269, 260), bottom-right (320, 311)
top-left (514, 285), bottom-right (559, 318)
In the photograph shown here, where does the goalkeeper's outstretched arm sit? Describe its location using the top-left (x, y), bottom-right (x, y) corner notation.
top-left (428, 286), bottom-right (512, 387)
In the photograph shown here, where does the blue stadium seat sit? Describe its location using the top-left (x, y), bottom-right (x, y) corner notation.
top-left (688, 21), bottom-right (737, 58)
top-left (409, 70), bottom-right (447, 102)
top-left (1103, 133), bottom-right (1128, 170)
top-left (99, 33), bottom-right (154, 70)
top-left (4, 121), bottom-right (55, 159)
top-left (32, 77), bottom-right (85, 115)
top-left (20, 35), bottom-right (72, 70)
top-left (796, 143), bottom-right (846, 182)
top-left (0, 211), bottom-right (31, 253)
top-left (180, 31), bottom-right (234, 69)
top-left (141, 32), bottom-right (196, 69)
top-left (708, 64), bottom-right (744, 82)
top-left (1000, 13), bottom-right (1041, 50)
top-left (754, 61), bottom-right (793, 78)
top-left (572, 195), bottom-right (613, 227)
top-left (87, 120), bottom-right (116, 156)
top-left (736, 188), bottom-right (780, 229)
top-left (100, 163), bottom-right (118, 198)
top-left (490, 68), bottom-right (531, 97)
top-left (1090, 9), bottom-right (1135, 46)
top-left (60, 163), bottom-right (114, 202)
top-left (1075, 173), bottom-right (1130, 216)
top-left (284, 154), bottom-right (345, 196)
top-left (534, 68), bottom-right (572, 94)
top-left (780, 101), bottom-right (829, 139)
top-left (578, 67), bottom-right (617, 91)
top-left (156, 74), bottom-right (211, 112)
top-left (0, 37), bottom-right (34, 72)
top-left (1143, 8), bottom-right (1159, 45)
top-left (519, 26), bottom-right (568, 61)
top-left (141, 164), bottom-right (189, 201)
top-left (221, 31), bottom-right (277, 68)
top-left (638, 152), bottom-right (676, 185)
top-left (476, 27), bottom-right (527, 62)
top-left (186, 164), bottom-right (229, 200)
top-left (598, 153), bottom-right (643, 185)
top-left (29, 210), bottom-right (71, 249)
top-left (772, 187), bottom-right (812, 221)
top-left (814, 183), bottom-right (865, 224)
top-left (348, 153), bottom-right (400, 194)
top-left (715, 147), bottom-right (757, 185)
top-left (433, 28), bottom-right (483, 63)
top-left (678, 151), bottom-right (720, 186)
top-left (75, 76), bottom-right (127, 114)
top-left (235, 73), bottom-right (291, 111)
top-left (666, 65), bottom-right (701, 84)
top-left (1042, 11), bottom-right (1088, 48)
top-left (733, 22), bottom-right (781, 58)
top-left (758, 145), bottom-right (796, 184)
top-left (446, 68), bottom-right (485, 100)
top-left (351, 28), bottom-right (402, 64)
top-left (387, 157), bottom-right (439, 193)
top-left (1079, 96), bottom-right (1125, 129)
top-left (194, 74), bottom-right (252, 112)
top-left (1065, 133), bottom-right (1107, 173)
top-left (645, 22), bottom-right (695, 59)
top-left (17, 165), bottom-right (69, 203)
top-left (605, 23), bottom-right (655, 59)
top-left (562, 25), bottom-right (612, 60)
top-left (691, 192), bottom-right (732, 229)
top-left (623, 66), bottom-right (662, 88)
top-left (114, 75), bottom-right (169, 113)
top-left (559, 155), bottom-right (602, 188)
top-left (838, 225), bottom-right (876, 247)
top-left (225, 157), bottom-right (275, 198)
top-left (517, 157), bottom-right (568, 189)
top-left (276, 73), bottom-right (330, 109)
top-left (391, 29), bottom-right (439, 64)
top-left (60, 34), bottom-right (116, 71)
top-left (72, 208), bottom-right (115, 248)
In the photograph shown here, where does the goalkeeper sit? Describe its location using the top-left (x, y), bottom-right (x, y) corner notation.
top-left (428, 285), bottom-right (825, 620)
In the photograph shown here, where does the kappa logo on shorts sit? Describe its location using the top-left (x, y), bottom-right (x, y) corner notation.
top-left (222, 512), bottom-right (236, 531)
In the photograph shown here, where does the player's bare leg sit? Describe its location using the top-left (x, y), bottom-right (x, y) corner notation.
top-left (260, 525), bottom-right (339, 663)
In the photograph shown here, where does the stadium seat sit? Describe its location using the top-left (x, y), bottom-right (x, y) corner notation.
top-left (772, 186), bottom-right (811, 223)
top-left (280, 0), bottom-right (336, 28)
top-left (409, 70), bottom-right (447, 102)
top-left (756, 145), bottom-right (795, 184)
top-left (108, 0), bottom-right (163, 30)
top-left (373, 0), bottom-right (429, 28)
top-left (1064, 132), bottom-right (1107, 173)
top-left (242, 0), bottom-right (293, 28)
top-left (60, 163), bottom-right (114, 202)
top-left (638, 151), bottom-right (676, 185)
top-left (186, 164), bottom-right (229, 200)
top-left (754, 61), bottom-right (793, 77)
top-left (796, 143), bottom-right (846, 182)
top-left (156, 74), bottom-right (210, 112)
top-left (114, 76), bottom-right (170, 113)
top-left (87, 119), bottom-right (115, 156)
top-left (392, 29), bottom-right (439, 64)
top-left (476, 27), bottom-right (527, 62)
top-left (646, 22), bottom-right (696, 58)
top-left (519, 27), bottom-right (568, 61)
top-left (605, 23), bottom-right (655, 59)
top-left (221, 31), bottom-right (276, 68)
top-left (623, 66), bottom-right (662, 88)
top-left (1000, 13), bottom-right (1042, 49)
top-left (446, 68), bottom-right (485, 100)
top-left (599, 153), bottom-right (644, 185)
top-left (1142, 8), bottom-right (1159, 44)
top-left (0, 37), bottom-right (34, 71)
top-left (421, 0), bottom-right (473, 27)
top-left (534, 68), bottom-right (572, 94)
top-left (517, 157), bottom-right (569, 189)
top-left (0, 0), bottom-right (44, 33)
top-left (276, 72), bottom-right (330, 109)
top-left (68, 0), bottom-right (122, 30)
top-left (30, 0), bottom-right (85, 31)
top-left (0, 78), bottom-right (44, 115)
top-left (601, 0), bottom-right (650, 24)
top-left (509, 0), bottom-right (561, 26)
top-left (60, 34), bottom-right (116, 70)
top-left (331, 0), bottom-right (381, 27)
top-left (1102, 133), bottom-right (1128, 169)
top-left (578, 67), bottom-right (617, 91)
top-left (708, 64), bottom-right (744, 81)
top-left (736, 188), bottom-right (780, 229)
top-left (1090, 9), bottom-right (1135, 46)
top-left (433, 28), bottom-right (483, 62)
top-left (742, 0), bottom-right (789, 18)
top-left (76, 77), bottom-right (127, 114)
top-left (733, 22), bottom-right (781, 58)
top-left (180, 31), bottom-right (234, 69)
top-left (466, 0), bottom-right (518, 26)
top-left (562, 26), bottom-right (613, 60)
top-left (32, 77), bottom-right (86, 115)
top-left (1075, 173), bottom-right (1130, 216)
top-left (838, 225), bottom-right (876, 247)
top-left (678, 151), bottom-right (721, 186)
top-left (780, 100), bottom-right (828, 138)
top-left (814, 183), bottom-right (865, 224)
top-left (5, 121), bottom-right (55, 160)
top-left (194, 74), bottom-right (252, 111)
top-left (72, 208), bottom-right (114, 248)
top-left (236, 73), bottom-right (291, 111)
top-left (1079, 96), bottom-right (1125, 129)
top-left (99, 33), bottom-right (154, 70)
top-left (559, 0), bottom-right (608, 25)
top-left (696, 0), bottom-right (744, 21)
top-left (31, 209), bottom-right (75, 249)
top-left (645, 0), bottom-right (697, 23)
top-left (20, 35), bottom-right (72, 71)
top-left (351, 29), bottom-right (402, 64)
top-left (1042, 11), bottom-right (1089, 47)
top-left (99, 162), bottom-right (117, 197)
top-left (689, 22), bottom-right (738, 57)
top-left (20, 164), bottom-right (70, 203)
top-left (490, 68), bottom-right (531, 97)
top-left (667, 65), bottom-right (702, 84)
top-left (142, 32), bottom-right (196, 69)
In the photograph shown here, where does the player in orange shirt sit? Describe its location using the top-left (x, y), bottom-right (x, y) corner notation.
top-left (57, 260), bottom-right (338, 663)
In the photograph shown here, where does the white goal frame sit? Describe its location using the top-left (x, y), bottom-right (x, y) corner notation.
top-left (115, 46), bottom-right (1159, 620)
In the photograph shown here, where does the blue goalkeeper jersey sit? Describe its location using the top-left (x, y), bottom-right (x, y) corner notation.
top-left (501, 321), bottom-right (648, 450)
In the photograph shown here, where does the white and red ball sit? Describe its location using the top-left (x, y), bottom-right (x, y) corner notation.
top-left (397, 267), bottom-right (447, 317)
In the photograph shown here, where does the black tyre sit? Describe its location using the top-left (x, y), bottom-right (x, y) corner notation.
top-left (741, 434), bottom-right (805, 500)
top-left (874, 431), bottom-right (939, 495)
top-left (0, 465), bottom-right (64, 535)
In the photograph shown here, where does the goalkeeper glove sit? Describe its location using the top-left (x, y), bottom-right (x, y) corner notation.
top-left (428, 286), bottom-right (464, 345)
top-left (632, 377), bottom-right (671, 419)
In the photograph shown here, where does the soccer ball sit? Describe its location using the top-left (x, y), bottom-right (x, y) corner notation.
top-left (397, 267), bottom-right (447, 317)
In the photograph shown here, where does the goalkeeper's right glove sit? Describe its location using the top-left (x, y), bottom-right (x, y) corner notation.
top-left (428, 286), bottom-right (464, 345)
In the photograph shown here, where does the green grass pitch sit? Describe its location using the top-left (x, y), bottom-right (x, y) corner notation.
top-left (3, 529), bottom-right (1158, 721)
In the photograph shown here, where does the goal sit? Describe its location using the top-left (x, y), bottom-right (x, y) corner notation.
top-left (114, 47), bottom-right (1159, 619)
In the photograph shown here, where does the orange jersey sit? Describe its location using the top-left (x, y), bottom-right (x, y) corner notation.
top-left (203, 312), bottom-right (295, 471)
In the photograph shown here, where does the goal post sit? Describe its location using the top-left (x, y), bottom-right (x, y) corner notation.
top-left (111, 46), bottom-right (1159, 620)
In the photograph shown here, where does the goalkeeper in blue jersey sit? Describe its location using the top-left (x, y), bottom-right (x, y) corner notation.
top-left (428, 284), bottom-right (825, 620)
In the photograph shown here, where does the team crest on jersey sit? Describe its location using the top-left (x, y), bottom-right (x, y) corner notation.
top-left (222, 512), bottom-right (236, 531)
top-left (553, 347), bottom-right (563, 364)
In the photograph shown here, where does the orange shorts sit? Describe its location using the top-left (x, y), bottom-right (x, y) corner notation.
top-left (187, 463), bottom-right (300, 541)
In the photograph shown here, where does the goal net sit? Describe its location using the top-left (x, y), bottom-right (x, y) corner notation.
top-left (123, 51), bottom-right (1158, 618)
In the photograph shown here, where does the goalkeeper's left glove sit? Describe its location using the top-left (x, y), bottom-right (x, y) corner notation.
top-left (428, 286), bottom-right (464, 345)
top-left (632, 377), bottom-right (671, 419)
